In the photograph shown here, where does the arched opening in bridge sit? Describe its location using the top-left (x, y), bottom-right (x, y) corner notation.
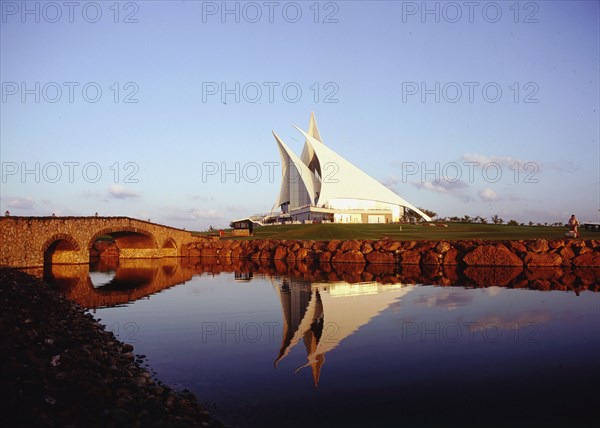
top-left (43, 235), bottom-right (81, 282)
top-left (90, 235), bottom-right (119, 272)
top-left (162, 238), bottom-right (178, 257)
top-left (44, 237), bottom-right (79, 265)
top-left (88, 229), bottom-right (159, 262)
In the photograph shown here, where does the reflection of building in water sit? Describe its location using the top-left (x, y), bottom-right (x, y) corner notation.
top-left (273, 278), bottom-right (413, 387)
top-left (234, 271), bottom-right (253, 281)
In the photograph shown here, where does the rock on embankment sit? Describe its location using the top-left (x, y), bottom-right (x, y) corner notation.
top-left (0, 268), bottom-right (223, 427)
top-left (183, 238), bottom-right (600, 267)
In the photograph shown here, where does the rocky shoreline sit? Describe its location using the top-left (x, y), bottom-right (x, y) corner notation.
top-left (0, 268), bottom-right (223, 428)
top-left (183, 238), bottom-right (600, 267)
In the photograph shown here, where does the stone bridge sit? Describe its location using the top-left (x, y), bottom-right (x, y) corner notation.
top-left (0, 216), bottom-right (206, 268)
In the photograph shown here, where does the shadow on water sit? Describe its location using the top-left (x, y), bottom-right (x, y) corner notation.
top-left (34, 257), bottom-right (600, 309)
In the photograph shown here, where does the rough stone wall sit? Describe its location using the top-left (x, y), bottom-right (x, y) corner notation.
top-left (186, 238), bottom-right (600, 268)
top-left (0, 216), bottom-right (205, 268)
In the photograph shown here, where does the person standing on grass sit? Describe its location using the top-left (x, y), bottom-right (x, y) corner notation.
top-left (568, 214), bottom-right (580, 238)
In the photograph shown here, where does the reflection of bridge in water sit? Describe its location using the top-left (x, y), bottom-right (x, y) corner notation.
top-left (45, 259), bottom-right (199, 308)
top-left (40, 258), bottom-right (262, 308)
top-left (40, 257), bottom-right (599, 309)
top-left (272, 278), bottom-right (413, 387)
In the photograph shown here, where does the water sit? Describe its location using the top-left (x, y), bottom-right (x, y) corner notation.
top-left (48, 259), bottom-right (600, 427)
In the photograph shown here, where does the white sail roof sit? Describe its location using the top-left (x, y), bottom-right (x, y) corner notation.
top-left (294, 126), bottom-right (432, 221)
top-left (272, 114), bottom-right (432, 222)
top-left (272, 131), bottom-right (319, 210)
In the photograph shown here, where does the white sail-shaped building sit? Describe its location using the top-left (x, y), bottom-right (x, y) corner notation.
top-left (270, 113), bottom-right (431, 223)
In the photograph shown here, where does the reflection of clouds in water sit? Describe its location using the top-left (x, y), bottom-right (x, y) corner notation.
top-left (89, 271), bottom-right (116, 288)
top-left (470, 309), bottom-right (552, 331)
top-left (413, 290), bottom-right (474, 310)
top-left (484, 286), bottom-right (502, 297)
top-left (557, 311), bottom-right (585, 323)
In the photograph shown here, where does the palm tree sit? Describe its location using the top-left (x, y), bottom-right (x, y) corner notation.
top-left (491, 215), bottom-right (503, 225)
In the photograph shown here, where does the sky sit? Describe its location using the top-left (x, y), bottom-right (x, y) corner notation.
top-left (1, 0), bottom-right (599, 230)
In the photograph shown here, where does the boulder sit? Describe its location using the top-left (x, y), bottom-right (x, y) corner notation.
top-left (258, 240), bottom-right (271, 250)
top-left (273, 246), bottom-right (287, 260)
top-left (421, 251), bottom-right (441, 266)
top-left (434, 241), bottom-right (451, 254)
top-left (442, 248), bottom-right (461, 265)
top-left (327, 240), bottom-right (341, 252)
top-left (548, 240), bottom-right (565, 250)
top-left (399, 251), bottom-right (420, 265)
top-left (572, 252), bottom-right (600, 267)
top-left (319, 251), bottom-right (332, 263)
top-left (361, 242), bottom-right (373, 254)
top-left (527, 239), bottom-right (549, 253)
top-left (381, 241), bottom-right (402, 252)
top-left (413, 242), bottom-right (435, 252)
top-left (296, 248), bottom-right (309, 261)
top-left (340, 240), bottom-right (362, 252)
top-left (302, 240), bottom-right (315, 249)
top-left (463, 245), bottom-right (523, 266)
top-left (331, 250), bottom-right (365, 264)
top-left (365, 251), bottom-right (395, 264)
top-left (558, 246), bottom-right (575, 261)
top-left (523, 252), bottom-right (562, 267)
top-left (588, 240), bottom-right (600, 249)
top-left (506, 241), bottom-right (527, 254)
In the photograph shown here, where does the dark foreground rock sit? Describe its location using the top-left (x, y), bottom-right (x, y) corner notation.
top-left (0, 268), bottom-right (223, 428)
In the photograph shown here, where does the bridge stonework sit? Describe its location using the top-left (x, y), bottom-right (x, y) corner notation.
top-left (0, 216), bottom-right (205, 268)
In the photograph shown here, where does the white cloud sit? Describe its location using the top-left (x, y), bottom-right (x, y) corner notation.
top-left (412, 179), bottom-right (469, 194)
top-left (5, 196), bottom-right (35, 210)
top-left (81, 190), bottom-right (103, 198)
top-left (188, 194), bottom-right (215, 202)
top-left (108, 185), bottom-right (140, 199)
top-left (224, 204), bottom-right (246, 212)
top-left (461, 153), bottom-right (527, 168)
top-left (162, 207), bottom-right (223, 221)
top-left (189, 209), bottom-right (222, 219)
top-left (381, 175), bottom-right (402, 189)
top-left (478, 188), bottom-right (498, 201)
top-left (412, 180), bottom-right (472, 202)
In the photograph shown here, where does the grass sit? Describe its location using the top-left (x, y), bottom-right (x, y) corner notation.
top-left (195, 222), bottom-right (598, 242)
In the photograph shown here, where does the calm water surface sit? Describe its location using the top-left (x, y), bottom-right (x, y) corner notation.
top-left (50, 260), bottom-right (600, 427)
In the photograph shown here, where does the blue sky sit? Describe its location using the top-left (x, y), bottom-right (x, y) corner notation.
top-left (1, 0), bottom-right (599, 229)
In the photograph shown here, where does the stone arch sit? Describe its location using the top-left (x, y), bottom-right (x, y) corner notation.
top-left (162, 237), bottom-right (177, 249)
top-left (161, 237), bottom-right (178, 257)
top-left (42, 233), bottom-right (82, 267)
top-left (42, 233), bottom-right (81, 253)
top-left (88, 227), bottom-right (159, 251)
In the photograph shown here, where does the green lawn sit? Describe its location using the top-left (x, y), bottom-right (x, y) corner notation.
top-left (195, 223), bottom-right (597, 241)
